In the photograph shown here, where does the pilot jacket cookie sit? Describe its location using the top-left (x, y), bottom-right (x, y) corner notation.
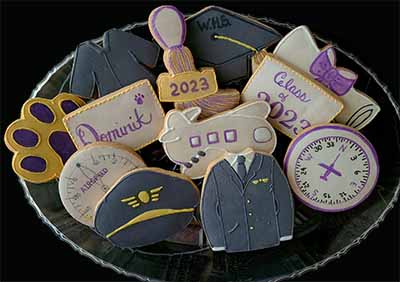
top-left (59, 142), bottom-right (146, 227)
top-left (4, 93), bottom-right (86, 183)
top-left (63, 79), bottom-right (165, 150)
top-left (200, 150), bottom-right (294, 253)
top-left (159, 101), bottom-right (277, 179)
top-left (70, 29), bottom-right (160, 99)
top-left (94, 167), bottom-right (200, 248)
top-left (273, 26), bottom-right (380, 130)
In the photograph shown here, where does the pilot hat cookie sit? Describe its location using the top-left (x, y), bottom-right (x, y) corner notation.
top-left (63, 79), bottom-right (165, 150)
top-left (148, 5), bottom-right (240, 119)
top-left (94, 167), bottom-right (200, 248)
top-left (242, 51), bottom-right (344, 139)
top-left (59, 142), bottom-right (146, 227)
top-left (185, 6), bottom-right (282, 85)
top-left (159, 101), bottom-right (277, 179)
top-left (69, 29), bottom-right (160, 99)
top-left (4, 93), bottom-right (86, 183)
top-left (272, 26), bottom-right (380, 130)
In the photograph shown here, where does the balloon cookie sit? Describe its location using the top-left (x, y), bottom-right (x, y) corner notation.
top-left (4, 93), bottom-right (86, 183)
top-left (284, 124), bottom-right (379, 212)
top-left (70, 29), bottom-right (160, 99)
top-left (148, 5), bottom-right (240, 119)
top-left (273, 26), bottom-right (380, 130)
top-left (59, 142), bottom-right (146, 227)
top-left (63, 79), bottom-right (165, 150)
top-left (94, 167), bottom-right (200, 248)
top-left (159, 101), bottom-right (277, 179)
top-left (242, 52), bottom-right (344, 138)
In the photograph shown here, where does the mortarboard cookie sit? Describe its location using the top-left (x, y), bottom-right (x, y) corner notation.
top-left (185, 6), bottom-right (282, 85)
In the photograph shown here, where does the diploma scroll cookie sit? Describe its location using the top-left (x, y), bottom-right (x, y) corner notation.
top-left (148, 5), bottom-right (240, 119)
top-left (94, 167), bottom-right (200, 248)
top-left (59, 142), bottom-right (146, 227)
top-left (159, 101), bottom-right (277, 179)
top-left (4, 93), bottom-right (86, 183)
top-left (63, 79), bottom-right (165, 150)
top-left (273, 26), bottom-right (380, 130)
top-left (242, 52), bottom-right (344, 139)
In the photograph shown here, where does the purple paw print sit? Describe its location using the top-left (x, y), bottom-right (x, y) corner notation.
top-left (134, 93), bottom-right (145, 105)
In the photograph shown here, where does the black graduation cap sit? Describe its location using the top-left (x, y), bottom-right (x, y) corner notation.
top-left (185, 6), bottom-right (282, 85)
top-left (69, 29), bottom-right (160, 99)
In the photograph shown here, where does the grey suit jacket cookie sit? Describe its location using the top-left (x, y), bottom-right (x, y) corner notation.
top-left (94, 168), bottom-right (199, 249)
top-left (201, 153), bottom-right (294, 253)
top-left (70, 29), bottom-right (160, 98)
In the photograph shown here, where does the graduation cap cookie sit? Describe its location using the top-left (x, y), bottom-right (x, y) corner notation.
top-left (69, 29), bottom-right (160, 99)
top-left (94, 167), bottom-right (199, 248)
top-left (149, 5), bottom-right (240, 119)
top-left (185, 6), bottom-right (282, 85)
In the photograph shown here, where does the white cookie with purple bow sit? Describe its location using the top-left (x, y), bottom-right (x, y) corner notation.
top-left (273, 25), bottom-right (380, 130)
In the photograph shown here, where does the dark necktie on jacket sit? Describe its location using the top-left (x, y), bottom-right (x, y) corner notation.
top-left (237, 155), bottom-right (247, 183)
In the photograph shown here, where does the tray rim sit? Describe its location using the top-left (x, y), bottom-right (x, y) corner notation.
top-left (20, 16), bottom-right (400, 282)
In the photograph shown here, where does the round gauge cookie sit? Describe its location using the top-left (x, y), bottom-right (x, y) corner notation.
top-left (284, 124), bottom-right (379, 212)
top-left (59, 142), bottom-right (146, 226)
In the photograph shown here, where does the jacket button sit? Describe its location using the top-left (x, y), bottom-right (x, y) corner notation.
top-left (249, 226), bottom-right (254, 230)
top-left (247, 199), bottom-right (251, 204)
top-left (248, 212), bottom-right (253, 216)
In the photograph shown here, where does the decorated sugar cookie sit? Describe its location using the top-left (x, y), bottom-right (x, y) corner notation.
top-left (148, 5), bottom-right (240, 119)
top-left (159, 101), bottom-right (277, 179)
top-left (201, 149), bottom-right (294, 253)
top-left (284, 124), bottom-right (379, 212)
top-left (59, 142), bottom-right (146, 227)
top-left (242, 52), bottom-right (344, 138)
top-left (4, 93), bottom-right (86, 183)
top-left (185, 6), bottom-right (282, 85)
top-left (273, 26), bottom-right (380, 130)
top-left (94, 167), bottom-right (199, 248)
top-left (70, 29), bottom-right (160, 99)
top-left (63, 79), bottom-right (165, 150)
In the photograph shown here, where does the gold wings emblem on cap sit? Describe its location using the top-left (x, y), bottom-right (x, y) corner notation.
top-left (120, 186), bottom-right (163, 208)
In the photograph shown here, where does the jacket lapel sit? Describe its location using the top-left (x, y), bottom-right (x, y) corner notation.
top-left (219, 159), bottom-right (244, 195)
top-left (244, 153), bottom-right (265, 188)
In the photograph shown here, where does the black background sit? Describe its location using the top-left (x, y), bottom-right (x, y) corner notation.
top-left (1, 0), bottom-right (399, 281)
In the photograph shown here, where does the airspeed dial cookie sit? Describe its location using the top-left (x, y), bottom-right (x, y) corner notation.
top-left (284, 124), bottom-right (379, 212)
top-left (59, 142), bottom-right (146, 226)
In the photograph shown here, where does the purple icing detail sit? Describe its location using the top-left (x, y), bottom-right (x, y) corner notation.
top-left (30, 103), bottom-right (55, 123)
top-left (13, 129), bottom-right (39, 147)
top-left (207, 131), bottom-right (219, 144)
top-left (150, 5), bottom-right (186, 49)
top-left (283, 124), bottom-right (379, 212)
top-left (21, 156), bottom-right (46, 172)
top-left (61, 100), bottom-right (79, 114)
top-left (253, 127), bottom-right (273, 143)
top-left (49, 131), bottom-right (77, 164)
top-left (309, 47), bottom-right (357, 96)
top-left (224, 129), bottom-right (237, 143)
top-left (189, 136), bottom-right (201, 148)
top-left (134, 93), bottom-right (145, 105)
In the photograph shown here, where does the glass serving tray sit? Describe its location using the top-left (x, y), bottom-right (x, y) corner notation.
top-left (20, 16), bottom-right (400, 282)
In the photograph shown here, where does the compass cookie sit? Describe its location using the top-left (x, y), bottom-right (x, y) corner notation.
top-left (94, 167), bottom-right (200, 248)
top-left (284, 124), bottom-right (379, 212)
top-left (59, 142), bottom-right (146, 227)
top-left (4, 93), bottom-right (86, 183)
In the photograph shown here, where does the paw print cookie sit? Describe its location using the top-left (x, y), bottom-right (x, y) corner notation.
top-left (4, 93), bottom-right (86, 183)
